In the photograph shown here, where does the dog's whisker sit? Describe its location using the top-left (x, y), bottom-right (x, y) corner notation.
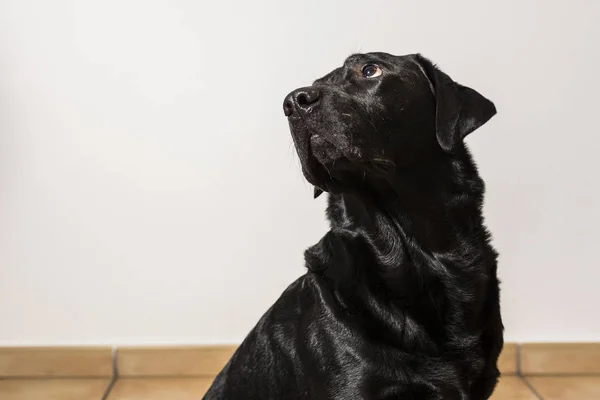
top-left (366, 118), bottom-right (380, 135)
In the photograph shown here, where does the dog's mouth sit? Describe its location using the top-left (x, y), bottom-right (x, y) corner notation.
top-left (288, 117), bottom-right (331, 187)
top-left (289, 117), bottom-right (395, 193)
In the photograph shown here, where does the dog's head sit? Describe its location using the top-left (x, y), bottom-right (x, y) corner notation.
top-left (284, 53), bottom-right (496, 196)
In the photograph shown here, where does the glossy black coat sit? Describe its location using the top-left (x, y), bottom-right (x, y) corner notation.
top-left (204, 53), bottom-right (503, 400)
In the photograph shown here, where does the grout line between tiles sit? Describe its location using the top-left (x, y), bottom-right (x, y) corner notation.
top-left (113, 347), bottom-right (119, 378)
top-left (514, 344), bottom-right (545, 400)
top-left (101, 375), bottom-right (117, 400)
top-left (520, 376), bottom-right (545, 400)
top-left (100, 347), bottom-right (119, 400)
top-left (516, 343), bottom-right (523, 377)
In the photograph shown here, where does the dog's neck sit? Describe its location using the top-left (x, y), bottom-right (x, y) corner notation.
top-left (304, 147), bottom-right (493, 344)
top-left (305, 146), bottom-right (490, 295)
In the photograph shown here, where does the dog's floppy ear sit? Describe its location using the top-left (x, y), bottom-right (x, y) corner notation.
top-left (415, 54), bottom-right (496, 152)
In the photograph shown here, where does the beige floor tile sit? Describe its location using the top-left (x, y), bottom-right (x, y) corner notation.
top-left (490, 376), bottom-right (538, 400)
top-left (521, 343), bottom-right (600, 375)
top-left (117, 346), bottom-right (236, 377)
top-left (107, 378), bottom-right (214, 399)
top-left (0, 347), bottom-right (113, 377)
top-left (0, 378), bottom-right (111, 400)
top-left (527, 376), bottom-right (600, 400)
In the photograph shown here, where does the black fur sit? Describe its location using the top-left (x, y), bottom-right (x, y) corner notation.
top-left (204, 52), bottom-right (503, 400)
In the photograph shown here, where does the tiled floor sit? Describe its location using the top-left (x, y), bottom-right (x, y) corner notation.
top-left (107, 378), bottom-right (214, 399)
top-left (491, 377), bottom-right (538, 399)
top-left (1, 376), bottom-right (599, 399)
top-left (0, 378), bottom-right (111, 400)
top-left (526, 377), bottom-right (600, 400)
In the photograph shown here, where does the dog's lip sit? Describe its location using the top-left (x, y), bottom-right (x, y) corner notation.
top-left (289, 117), bottom-right (360, 166)
top-left (287, 118), bottom-right (327, 186)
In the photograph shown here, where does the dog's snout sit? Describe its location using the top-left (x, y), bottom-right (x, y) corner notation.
top-left (283, 87), bottom-right (321, 117)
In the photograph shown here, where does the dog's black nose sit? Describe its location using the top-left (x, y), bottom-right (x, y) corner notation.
top-left (283, 87), bottom-right (321, 117)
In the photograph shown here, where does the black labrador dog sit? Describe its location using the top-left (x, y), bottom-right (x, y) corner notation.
top-left (204, 52), bottom-right (503, 399)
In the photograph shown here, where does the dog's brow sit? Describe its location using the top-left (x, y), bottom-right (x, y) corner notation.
top-left (344, 53), bottom-right (364, 66)
top-left (314, 67), bottom-right (343, 85)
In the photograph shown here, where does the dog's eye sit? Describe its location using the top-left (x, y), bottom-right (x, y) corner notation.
top-left (362, 64), bottom-right (382, 78)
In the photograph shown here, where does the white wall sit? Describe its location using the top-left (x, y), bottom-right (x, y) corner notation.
top-left (1, 0), bottom-right (599, 345)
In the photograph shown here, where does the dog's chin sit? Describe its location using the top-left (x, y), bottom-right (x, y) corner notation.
top-left (290, 121), bottom-right (360, 190)
top-left (301, 136), bottom-right (371, 195)
top-left (310, 135), bottom-right (344, 167)
top-left (294, 138), bottom-right (344, 191)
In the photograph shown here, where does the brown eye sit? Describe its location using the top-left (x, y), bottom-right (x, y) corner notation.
top-left (362, 64), bottom-right (382, 78)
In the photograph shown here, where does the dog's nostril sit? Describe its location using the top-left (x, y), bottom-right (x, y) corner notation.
top-left (297, 93), bottom-right (309, 106)
top-left (295, 88), bottom-right (320, 109)
top-left (283, 99), bottom-right (294, 117)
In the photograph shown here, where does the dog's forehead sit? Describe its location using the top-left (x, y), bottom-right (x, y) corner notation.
top-left (344, 52), bottom-right (397, 65)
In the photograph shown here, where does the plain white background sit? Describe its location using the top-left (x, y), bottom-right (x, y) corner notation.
top-left (1, 0), bottom-right (599, 345)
